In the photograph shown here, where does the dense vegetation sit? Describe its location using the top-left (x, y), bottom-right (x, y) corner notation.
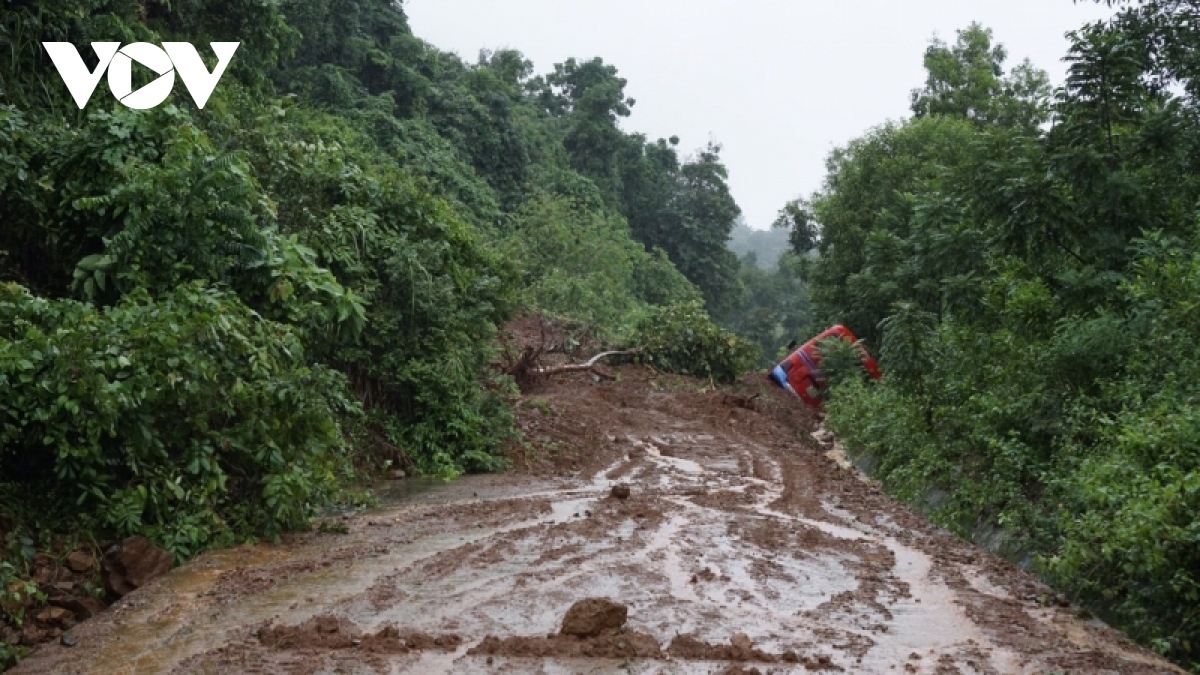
top-left (0, 0), bottom-right (761, 662)
top-left (792, 6), bottom-right (1200, 667)
top-left (18, 0), bottom-right (1200, 668)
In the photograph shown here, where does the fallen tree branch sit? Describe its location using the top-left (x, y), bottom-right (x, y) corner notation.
top-left (535, 351), bottom-right (635, 380)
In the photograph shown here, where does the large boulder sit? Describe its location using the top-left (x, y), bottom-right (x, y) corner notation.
top-left (102, 536), bottom-right (172, 597)
top-left (560, 598), bottom-right (628, 637)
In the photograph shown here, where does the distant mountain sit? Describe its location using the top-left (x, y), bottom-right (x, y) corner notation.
top-left (728, 221), bottom-right (791, 270)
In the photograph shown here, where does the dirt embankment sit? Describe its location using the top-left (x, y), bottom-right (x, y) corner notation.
top-left (11, 316), bottom-right (1184, 674)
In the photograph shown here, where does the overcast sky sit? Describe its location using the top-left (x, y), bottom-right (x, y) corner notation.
top-left (403, 1), bottom-right (1117, 230)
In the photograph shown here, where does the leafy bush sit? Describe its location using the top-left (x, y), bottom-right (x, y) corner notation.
top-left (632, 301), bottom-right (759, 383)
top-left (825, 378), bottom-right (943, 505)
top-left (1044, 234), bottom-right (1200, 663)
top-left (0, 282), bottom-right (356, 557)
top-left (0, 560), bottom-right (41, 668)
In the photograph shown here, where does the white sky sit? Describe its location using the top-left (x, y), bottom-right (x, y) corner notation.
top-left (403, 0), bottom-right (1118, 230)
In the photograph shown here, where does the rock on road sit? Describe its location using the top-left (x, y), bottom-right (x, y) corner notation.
top-left (13, 366), bottom-right (1183, 674)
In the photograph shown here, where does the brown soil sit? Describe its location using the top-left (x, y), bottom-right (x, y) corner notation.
top-left (468, 629), bottom-right (664, 660)
top-left (9, 318), bottom-right (1185, 674)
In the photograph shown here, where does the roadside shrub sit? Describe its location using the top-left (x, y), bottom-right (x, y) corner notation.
top-left (0, 282), bottom-right (357, 559)
top-left (0, 560), bottom-right (41, 668)
top-left (1044, 236), bottom-right (1200, 665)
top-left (631, 301), bottom-right (759, 383)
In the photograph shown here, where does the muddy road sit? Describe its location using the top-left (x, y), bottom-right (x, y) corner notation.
top-left (13, 365), bottom-right (1181, 674)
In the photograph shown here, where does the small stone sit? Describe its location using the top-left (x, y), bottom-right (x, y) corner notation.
top-left (388, 469), bottom-right (406, 480)
top-left (60, 633), bottom-right (77, 648)
top-left (32, 566), bottom-right (55, 585)
top-left (19, 626), bottom-right (43, 646)
top-left (65, 551), bottom-right (94, 573)
top-left (36, 607), bottom-right (72, 623)
top-left (50, 593), bottom-right (106, 619)
top-left (610, 484), bottom-right (631, 500)
top-left (811, 430), bottom-right (834, 444)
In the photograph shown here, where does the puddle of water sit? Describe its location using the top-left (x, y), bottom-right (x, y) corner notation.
top-left (549, 497), bottom-right (599, 524)
top-left (372, 477), bottom-right (458, 504)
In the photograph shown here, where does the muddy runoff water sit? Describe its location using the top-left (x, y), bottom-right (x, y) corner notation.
top-left (13, 377), bottom-right (1183, 674)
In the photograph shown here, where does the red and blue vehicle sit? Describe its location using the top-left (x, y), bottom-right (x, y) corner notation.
top-left (768, 325), bottom-right (882, 408)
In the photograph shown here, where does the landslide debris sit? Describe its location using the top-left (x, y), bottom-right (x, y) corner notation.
top-left (559, 598), bottom-right (628, 636)
top-left (470, 598), bottom-right (662, 659)
top-left (256, 616), bottom-right (462, 654)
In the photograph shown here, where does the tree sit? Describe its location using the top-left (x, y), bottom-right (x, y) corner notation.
top-left (911, 23), bottom-right (1051, 128)
top-left (794, 115), bottom-right (978, 345)
top-left (529, 57), bottom-right (634, 198)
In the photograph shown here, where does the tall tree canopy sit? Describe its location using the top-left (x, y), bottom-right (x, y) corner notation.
top-left (910, 22), bottom-right (1052, 128)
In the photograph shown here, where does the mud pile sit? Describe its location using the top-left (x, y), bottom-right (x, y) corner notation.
top-left (11, 342), bottom-right (1183, 673)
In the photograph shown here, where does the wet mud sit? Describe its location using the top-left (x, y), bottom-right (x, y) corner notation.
top-left (12, 361), bottom-right (1184, 674)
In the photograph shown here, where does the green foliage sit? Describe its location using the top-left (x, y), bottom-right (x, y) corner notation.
top-left (523, 57), bottom-right (745, 316)
top-left (501, 194), bottom-right (700, 334)
top-left (0, 560), bottom-right (40, 668)
top-left (0, 282), bottom-right (356, 557)
top-left (0, 561), bottom-right (40, 628)
top-left (911, 23), bottom-right (1051, 129)
top-left (798, 12), bottom-right (1200, 668)
top-left (632, 301), bottom-right (759, 384)
top-left (878, 302), bottom-right (937, 385)
top-left (815, 335), bottom-right (872, 392)
top-left (623, 142), bottom-right (744, 315)
top-left (825, 378), bottom-right (942, 506)
top-left (796, 114), bottom-right (980, 346)
top-left (1047, 232), bottom-right (1200, 661)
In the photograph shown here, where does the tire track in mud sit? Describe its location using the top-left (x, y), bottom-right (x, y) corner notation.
top-left (12, 368), bottom-right (1184, 674)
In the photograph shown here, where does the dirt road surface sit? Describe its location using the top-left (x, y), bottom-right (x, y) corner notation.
top-left (13, 362), bottom-right (1183, 674)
